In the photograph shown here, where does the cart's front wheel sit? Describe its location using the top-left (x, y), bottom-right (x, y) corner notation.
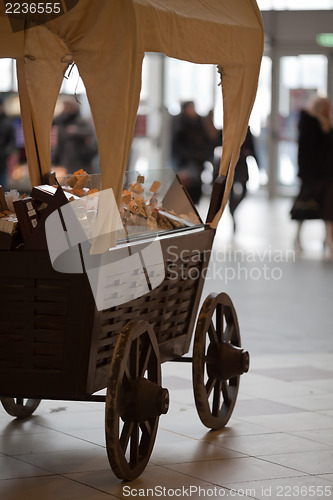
top-left (105, 320), bottom-right (169, 481)
top-left (1, 398), bottom-right (41, 419)
top-left (193, 293), bottom-right (249, 430)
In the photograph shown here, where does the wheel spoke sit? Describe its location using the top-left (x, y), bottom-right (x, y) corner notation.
top-left (17, 398), bottom-right (24, 406)
top-left (120, 420), bottom-right (133, 452)
top-left (130, 423), bottom-right (140, 465)
top-left (222, 380), bottom-right (231, 406)
top-left (208, 321), bottom-right (218, 345)
top-left (216, 304), bottom-right (224, 341)
top-left (140, 344), bottom-right (152, 377)
top-left (140, 420), bottom-right (152, 438)
top-left (205, 376), bottom-right (216, 397)
top-left (212, 380), bottom-right (222, 416)
top-left (124, 365), bottom-right (131, 383)
top-left (224, 323), bottom-right (234, 343)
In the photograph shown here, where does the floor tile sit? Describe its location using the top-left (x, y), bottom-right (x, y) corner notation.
top-left (249, 353), bottom-right (333, 371)
top-left (262, 449), bottom-right (333, 475)
top-left (318, 474), bottom-right (333, 484)
top-left (164, 456), bottom-right (302, 484)
top-left (239, 374), bottom-right (324, 400)
top-left (150, 429), bottom-right (244, 465)
top-left (0, 456), bottom-right (50, 480)
top-left (37, 400), bottom-right (104, 415)
top-left (0, 415), bottom-right (55, 437)
top-left (272, 394), bottom-right (333, 411)
top-left (62, 427), bottom-right (106, 447)
top-left (15, 447), bottom-right (110, 475)
top-left (0, 475), bottom-right (115, 500)
top-left (0, 429), bottom-right (100, 456)
top-left (238, 411), bottom-right (333, 432)
top-left (208, 432), bottom-right (330, 456)
top-left (198, 419), bottom-right (280, 439)
top-left (292, 428), bottom-right (333, 447)
top-left (293, 379), bottom-right (333, 393)
top-left (232, 398), bottom-right (304, 417)
top-left (163, 375), bottom-right (192, 390)
top-left (34, 409), bottom-right (105, 433)
top-left (166, 387), bottom-right (196, 407)
top-left (251, 366), bottom-right (333, 382)
top-left (159, 403), bottom-right (212, 439)
top-left (321, 410), bottom-right (333, 418)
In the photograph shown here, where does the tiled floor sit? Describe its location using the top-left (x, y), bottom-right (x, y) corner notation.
top-left (1, 194), bottom-right (333, 499)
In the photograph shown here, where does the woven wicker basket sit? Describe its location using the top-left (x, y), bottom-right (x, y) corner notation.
top-left (0, 227), bottom-right (213, 400)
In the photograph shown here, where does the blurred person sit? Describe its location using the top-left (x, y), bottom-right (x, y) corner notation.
top-left (229, 126), bottom-right (259, 232)
top-left (202, 109), bottom-right (222, 164)
top-left (290, 96), bottom-right (332, 253)
top-left (321, 128), bottom-right (333, 256)
top-left (52, 96), bottom-right (97, 174)
top-left (171, 101), bottom-right (211, 204)
top-left (0, 98), bottom-right (16, 189)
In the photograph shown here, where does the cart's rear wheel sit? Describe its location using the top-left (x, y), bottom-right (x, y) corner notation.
top-left (1, 398), bottom-right (41, 419)
top-left (193, 293), bottom-right (249, 430)
top-left (105, 320), bottom-right (169, 481)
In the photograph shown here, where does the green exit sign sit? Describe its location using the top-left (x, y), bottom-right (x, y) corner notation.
top-left (316, 33), bottom-right (333, 47)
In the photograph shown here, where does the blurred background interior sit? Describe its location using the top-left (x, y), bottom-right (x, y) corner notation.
top-left (1, 1), bottom-right (333, 250)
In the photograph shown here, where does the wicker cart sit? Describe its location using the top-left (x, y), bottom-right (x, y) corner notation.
top-left (0, 176), bottom-right (249, 481)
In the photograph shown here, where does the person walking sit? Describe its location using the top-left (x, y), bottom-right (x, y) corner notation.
top-left (291, 96), bottom-right (332, 253)
top-left (171, 101), bottom-right (211, 205)
top-left (52, 96), bottom-right (97, 174)
top-left (229, 126), bottom-right (259, 232)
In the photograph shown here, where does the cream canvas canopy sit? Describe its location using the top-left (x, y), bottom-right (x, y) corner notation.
top-left (0, 0), bottom-right (264, 228)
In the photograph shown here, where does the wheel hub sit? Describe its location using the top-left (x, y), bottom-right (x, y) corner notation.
top-left (206, 342), bottom-right (250, 381)
top-left (120, 377), bottom-right (169, 423)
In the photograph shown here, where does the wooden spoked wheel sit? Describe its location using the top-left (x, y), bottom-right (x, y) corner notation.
top-left (0, 398), bottom-right (41, 419)
top-left (105, 320), bottom-right (169, 481)
top-left (192, 293), bottom-right (249, 430)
